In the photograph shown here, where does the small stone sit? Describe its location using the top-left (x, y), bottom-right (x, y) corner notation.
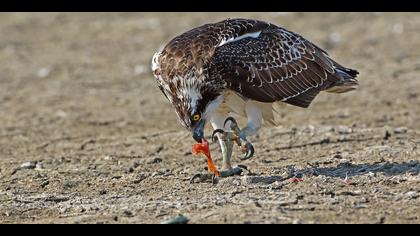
top-left (302, 125), bottom-right (315, 133)
top-left (405, 191), bottom-right (418, 199)
top-left (76, 206), bottom-right (86, 213)
top-left (35, 163), bottom-right (45, 170)
top-left (40, 180), bottom-right (50, 188)
top-left (36, 67), bottom-right (50, 78)
top-left (146, 157), bottom-right (162, 164)
top-left (151, 172), bottom-right (161, 177)
top-left (161, 214), bottom-right (189, 224)
top-left (337, 126), bottom-right (352, 134)
top-left (59, 207), bottom-right (69, 214)
top-left (340, 159), bottom-right (350, 164)
top-left (394, 127), bottom-right (408, 134)
top-left (133, 174), bottom-right (146, 184)
top-left (163, 171), bottom-right (173, 177)
top-left (367, 171), bottom-right (376, 178)
top-left (123, 210), bottom-right (134, 217)
top-left (20, 161), bottom-right (37, 170)
top-left (292, 219), bottom-right (303, 224)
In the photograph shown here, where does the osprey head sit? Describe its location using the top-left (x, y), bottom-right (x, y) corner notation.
top-left (152, 52), bottom-right (223, 142)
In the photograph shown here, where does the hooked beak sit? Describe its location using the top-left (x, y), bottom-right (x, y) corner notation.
top-left (192, 119), bottom-right (206, 143)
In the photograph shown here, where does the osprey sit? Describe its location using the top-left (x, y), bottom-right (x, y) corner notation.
top-left (152, 18), bottom-right (359, 181)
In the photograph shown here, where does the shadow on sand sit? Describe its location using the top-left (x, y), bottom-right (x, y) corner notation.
top-left (241, 161), bottom-right (420, 185)
top-left (295, 160), bottom-right (420, 178)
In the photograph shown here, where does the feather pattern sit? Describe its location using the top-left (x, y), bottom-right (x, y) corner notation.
top-left (152, 18), bottom-right (359, 129)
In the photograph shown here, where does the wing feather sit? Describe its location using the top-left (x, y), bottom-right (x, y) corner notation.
top-left (208, 25), bottom-right (349, 108)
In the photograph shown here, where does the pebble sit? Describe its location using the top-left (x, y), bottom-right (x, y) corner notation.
top-left (394, 127), bottom-right (408, 134)
top-left (40, 180), bottom-right (50, 188)
top-left (339, 159), bottom-right (351, 164)
top-left (151, 172), bottom-right (161, 177)
top-left (20, 161), bottom-right (37, 170)
top-left (337, 126), bottom-right (352, 134)
top-left (162, 169), bottom-right (173, 176)
top-left (367, 171), bottom-right (376, 178)
top-left (123, 210), bottom-right (134, 217)
top-left (36, 67), bottom-right (50, 78)
top-left (292, 219), bottom-right (303, 224)
top-left (405, 191), bottom-right (418, 200)
top-left (35, 163), bottom-right (45, 170)
top-left (161, 214), bottom-right (189, 224)
top-left (146, 157), bottom-right (162, 164)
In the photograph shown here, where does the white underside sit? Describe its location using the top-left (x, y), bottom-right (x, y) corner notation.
top-left (209, 90), bottom-right (285, 130)
top-left (208, 90), bottom-right (285, 168)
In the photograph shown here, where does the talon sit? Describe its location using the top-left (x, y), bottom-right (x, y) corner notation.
top-left (211, 129), bottom-right (225, 142)
top-left (224, 117), bottom-right (238, 129)
top-left (212, 175), bottom-right (218, 185)
top-left (240, 142), bottom-right (254, 160)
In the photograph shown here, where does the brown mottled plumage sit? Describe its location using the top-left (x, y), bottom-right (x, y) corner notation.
top-left (152, 17), bottom-right (358, 134)
top-left (152, 18), bottom-right (359, 177)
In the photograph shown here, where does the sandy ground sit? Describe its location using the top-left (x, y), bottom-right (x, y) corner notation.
top-left (0, 12), bottom-right (420, 224)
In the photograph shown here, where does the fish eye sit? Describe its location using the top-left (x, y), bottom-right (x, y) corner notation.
top-left (191, 113), bottom-right (201, 121)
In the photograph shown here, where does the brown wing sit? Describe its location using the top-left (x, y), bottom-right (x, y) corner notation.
top-left (154, 18), bottom-right (270, 79)
top-left (208, 24), bottom-right (349, 108)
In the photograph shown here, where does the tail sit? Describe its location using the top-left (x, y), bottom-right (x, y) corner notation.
top-left (324, 66), bottom-right (359, 94)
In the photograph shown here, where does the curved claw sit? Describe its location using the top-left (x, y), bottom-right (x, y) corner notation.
top-left (211, 129), bottom-right (225, 142)
top-left (240, 142), bottom-right (254, 160)
top-left (223, 117), bottom-right (238, 129)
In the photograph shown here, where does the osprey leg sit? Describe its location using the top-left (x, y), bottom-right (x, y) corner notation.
top-left (189, 113), bottom-right (244, 184)
top-left (209, 112), bottom-right (237, 170)
top-left (221, 117), bottom-right (255, 160)
top-left (223, 101), bottom-right (262, 160)
top-left (189, 132), bottom-right (244, 184)
top-left (211, 130), bottom-right (244, 176)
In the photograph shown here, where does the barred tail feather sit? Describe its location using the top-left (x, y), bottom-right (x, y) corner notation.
top-left (325, 67), bottom-right (359, 94)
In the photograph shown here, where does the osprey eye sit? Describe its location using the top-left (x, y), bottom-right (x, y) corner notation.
top-left (192, 113), bottom-right (201, 121)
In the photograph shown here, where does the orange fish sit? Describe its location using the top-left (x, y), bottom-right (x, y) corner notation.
top-left (191, 139), bottom-right (219, 177)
